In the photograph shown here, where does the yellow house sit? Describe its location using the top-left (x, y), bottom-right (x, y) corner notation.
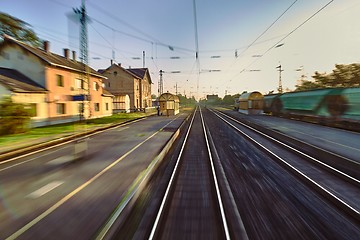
top-left (0, 35), bottom-right (112, 126)
top-left (0, 67), bottom-right (47, 127)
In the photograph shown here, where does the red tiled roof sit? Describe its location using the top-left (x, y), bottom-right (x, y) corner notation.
top-left (1, 35), bottom-right (106, 79)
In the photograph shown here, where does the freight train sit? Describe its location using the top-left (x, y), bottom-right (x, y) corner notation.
top-left (234, 87), bottom-right (360, 131)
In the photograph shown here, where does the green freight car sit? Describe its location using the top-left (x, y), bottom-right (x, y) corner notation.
top-left (264, 87), bottom-right (360, 131)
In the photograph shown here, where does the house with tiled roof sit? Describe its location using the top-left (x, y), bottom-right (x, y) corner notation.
top-left (0, 35), bottom-right (113, 127)
top-left (99, 63), bottom-right (152, 112)
top-left (0, 67), bottom-right (48, 125)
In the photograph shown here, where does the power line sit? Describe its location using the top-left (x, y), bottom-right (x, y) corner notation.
top-left (236, 0), bottom-right (298, 58)
top-left (87, 1), bottom-right (161, 44)
top-left (231, 0), bottom-right (335, 82)
top-left (262, 0), bottom-right (334, 56)
top-left (87, 1), bottom-right (194, 53)
top-left (226, 0), bottom-right (298, 81)
top-left (193, 0), bottom-right (201, 94)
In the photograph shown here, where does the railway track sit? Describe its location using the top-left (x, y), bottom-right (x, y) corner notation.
top-left (148, 106), bottom-right (233, 239)
top-left (103, 106), bottom-right (360, 239)
top-left (210, 108), bottom-right (360, 224)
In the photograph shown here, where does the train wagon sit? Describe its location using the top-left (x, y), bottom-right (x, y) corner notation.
top-left (341, 87), bottom-right (360, 121)
top-left (263, 93), bottom-right (282, 114)
top-left (277, 88), bottom-right (345, 117)
top-left (263, 87), bottom-right (360, 131)
top-left (238, 91), bottom-right (264, 114)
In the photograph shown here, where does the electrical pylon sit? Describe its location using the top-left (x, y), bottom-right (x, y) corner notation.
top-left (74, 0), bottom-right (91, 119)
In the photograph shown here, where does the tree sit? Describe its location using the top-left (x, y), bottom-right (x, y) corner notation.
top-left (295, 80), bottom-right (321, 91)
top-left (177, 94), bottom-right (196, 106)
top-left (295, 63), bottom-right (360, 91)
top-left (0, 96), bottom-right (32, 135)
top-left (0, 12), bottom-right (41, 47)
top-left (222, 95), bottom-right (236, 105)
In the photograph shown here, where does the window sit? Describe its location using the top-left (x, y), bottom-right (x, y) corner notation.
top-left (76, 79), bottom-right (84, 89)
top-left (56, 103), bottom-right (66, 114)
top-left (94, 103), bottom-right (100, 112)
top-left (56, 75), bottom-right (64, 87)
top-left (93, 82), bottom-right (99, 91)
top-left (106, 103), bottom-right (109, 111)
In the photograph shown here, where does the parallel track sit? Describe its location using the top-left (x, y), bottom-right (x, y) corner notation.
top-left (210, 108), bottom-right (360, 223)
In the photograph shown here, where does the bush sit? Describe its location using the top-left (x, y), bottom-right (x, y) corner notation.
top-left (0, 96), bottom-right (31, 135)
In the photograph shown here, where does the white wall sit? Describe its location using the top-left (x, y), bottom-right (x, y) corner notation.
top-left (0, 45), bottom-right (46, 87)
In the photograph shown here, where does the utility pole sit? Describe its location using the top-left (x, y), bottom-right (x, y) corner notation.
top-left (143, 51), bottom-right (145, 68)
top-left (159, 70), bottom-right (164, 96)
top-left (73, 0), bottom-right (90, 159)
top-left (74, 0), bottom-right (90, 118)
top-left (276, 64), bottom-right (284, 93)
top-left (174, 83), bottom-right (181, 95)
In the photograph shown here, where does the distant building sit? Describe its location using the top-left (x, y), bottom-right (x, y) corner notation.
top-left (0, 35), bottom-right (112, 127)
top-left (99, 63), bottom-right (152, 112)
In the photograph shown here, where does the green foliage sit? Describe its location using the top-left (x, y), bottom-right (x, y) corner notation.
top-left (177, 94), bottom-right (197, 106)
top-left (0, 12), bottom-right (41, 47)
top-left (295, 63), bottom-right (360, 91)
top-left (0, 96), bottom-right (32, 135)
top-left (222, 95), bottom-right (236, 105)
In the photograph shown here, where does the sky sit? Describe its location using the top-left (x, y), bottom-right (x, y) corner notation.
top-left (1, 0), bottom-right (360, 99)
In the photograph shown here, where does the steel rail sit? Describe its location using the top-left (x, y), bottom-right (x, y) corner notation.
top-left (148, 106), bottom-right (231, 239)
top-left (213, 109), bottom-right (360, 185)
top-left (210, 108), bottom-right (360, 221)
top-left (148, 106), bottom-right (198, 240)
top-left (199, 107), bottom-right (231, 240)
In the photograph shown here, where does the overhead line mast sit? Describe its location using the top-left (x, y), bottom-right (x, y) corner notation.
top-left (74, 0), bottom-right (91, 119)
top-left (193, 0), bottom-right (200, 96)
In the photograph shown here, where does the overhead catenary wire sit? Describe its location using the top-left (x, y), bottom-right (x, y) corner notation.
top-left (39, 0), bottom-right (339, 97)
top-left (87, 1), bottom-right (194, 53)
top-left (49, 0), bottom-right (194, 69)
top-left (226, 0), bottom-right (299, 82)
top-left (262, 0), bottom-right (334, 56)
top-left (236, 0), bottom-right (298, 59)
top-left (229, 0), bottom-right (335, 83)
top-left (193, 0), bottom-right (201, 95)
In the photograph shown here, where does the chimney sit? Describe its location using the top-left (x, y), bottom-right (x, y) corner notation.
top-left (118, 63), bottom-right (121, 67)
top-left (63, 48), bottom-right (70, 59)
top-left (43, 41), bottom-right (49, 53)
top-left (110, 59), bottom-right (113, 65)
top-left (72, 50), bottom-right (76, 61)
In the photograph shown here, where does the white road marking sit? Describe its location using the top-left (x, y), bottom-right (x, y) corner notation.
top-left (116, 126), bottom-right (129, 131)
top-left (7, 118), bottom-right (179, 240)
top-left (26, 181), bottom-right (64, 199)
